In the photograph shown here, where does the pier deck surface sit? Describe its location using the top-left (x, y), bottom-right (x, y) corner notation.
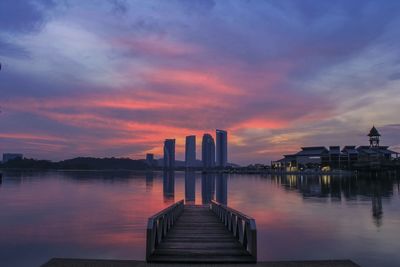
top-left (148, 204), bottom-right (253, 262)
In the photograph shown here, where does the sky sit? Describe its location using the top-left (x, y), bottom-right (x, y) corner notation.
top-left (0, 0), bottom-right (400, 165)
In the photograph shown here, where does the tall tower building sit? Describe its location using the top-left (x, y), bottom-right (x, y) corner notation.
top-left (202, 133), bottom-right (215, 168)
top-left (163, 139), bottom-right (175, 169)
top-left (368, 126), bottom-right (381, 147)
top-left (216, 129), bottom-right (228, 167)
top-left (146, 153), bottom-right (154, 167)
top-left (185, 135), bottom-right (196, 168)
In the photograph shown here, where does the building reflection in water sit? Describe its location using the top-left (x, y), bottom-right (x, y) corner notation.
top-left (216, 173), bottom-right (228, 205)
top-left (201, 173), bottom-right (215, 204)
top-left (272, 173), bottom-right (396, 227)
top-left (185, 170), bottom-right (196, 204)
top-left (163, 170), bottom-right (175, 203)
top-left (145, 171), bottom-right (154, 191)
top-left (372, 183), bottom-right (383, 227)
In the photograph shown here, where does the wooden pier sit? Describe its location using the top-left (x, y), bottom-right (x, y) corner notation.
top-left (146, 200), bottom-right (257, 263)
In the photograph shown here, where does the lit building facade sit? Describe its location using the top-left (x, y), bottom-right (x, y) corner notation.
top-left (185, 135), bottom-right (196, 168)
top-left (202, 133), bottom-right (215, 168)
top-left (216, 129), bottom-right (228, 167)
top-left (146, 153), bottom-right (154, 167)
top-left (163, 139), bottom-right (175, 169)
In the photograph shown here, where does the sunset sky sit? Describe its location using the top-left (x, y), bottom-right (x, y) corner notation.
top-left (1, 0), bottom-right (400, 165)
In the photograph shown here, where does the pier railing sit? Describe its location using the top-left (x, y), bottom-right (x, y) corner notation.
top-left (210, 200), bottom-right (257, 261)
top-left (146, 200), bottom-right (184, 261)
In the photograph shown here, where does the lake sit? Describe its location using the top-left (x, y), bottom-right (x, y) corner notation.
top-left (0, 170), bottom-right (399, 267)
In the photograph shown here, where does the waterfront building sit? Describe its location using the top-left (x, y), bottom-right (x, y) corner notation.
top-left (355, 126), bottom-right (397, 165)
top-left (146, 153), bottom-right (154, 167)
top-left (216, 129), bottom-right (228, 167)
top-left (328, 146), bottom-right (340, 169)
top-left (202, 133), bottom-right (215, 168)
top-left (368, 126), bottom-right (380, 147)
top-left (340, 146), bottom-right (359, 169)
top-left (295, 146), bottom-right (328, 169)
top-left (185, 135), bottom-right (196, 168)
top-left (2, 153), bottom-right (23, 163)
top-left (163, 139), bottom-right (175, 169)
top-left (272, 126), bottom-right (399, 171)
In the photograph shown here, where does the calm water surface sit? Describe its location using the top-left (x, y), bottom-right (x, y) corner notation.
top-left (0, 171), bottom-right (399, 267)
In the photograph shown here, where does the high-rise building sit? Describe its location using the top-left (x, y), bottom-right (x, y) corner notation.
top-left (163, 139), bottom-right (175, 169)
top-left (216, 129), bottom-right (228, 167)
top-left (146, 153), bottom-right (154, 167)
top-left (202, 133), bottom-right (215, 168)
top-left (185, 135), bottom-right (196, 168)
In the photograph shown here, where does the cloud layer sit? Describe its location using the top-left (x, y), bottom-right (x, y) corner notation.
top-left (1, 0), bottom-right (400, 164)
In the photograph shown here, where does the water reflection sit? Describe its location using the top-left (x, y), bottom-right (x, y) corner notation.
top-left (1, 170), bottom-right (399, 267)
top-left (201, 173), bottom-right (215, 204)
top-left (184, 171), bottom-right (195, 204)
top-left (272, 174), bottom-right (397, 227)
top-left (163, 170), bottom-right (175, 203)
top-left (145, 171), bottom-right (154, 191)
top-left (372, 183), bottom-right (383, 227)
top-left (216, 173), bottom-right (228, 205)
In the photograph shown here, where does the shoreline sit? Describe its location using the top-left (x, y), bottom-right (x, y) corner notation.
top-left (1, 168), bottom-right (398, 177)
top-left (41, 258), bottom-right (361, 267)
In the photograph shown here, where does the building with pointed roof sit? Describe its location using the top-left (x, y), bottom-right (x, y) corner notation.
top-left (368, 126), bottom-right (381, 147)
top-left (272, 126), bottom-right (399, 171)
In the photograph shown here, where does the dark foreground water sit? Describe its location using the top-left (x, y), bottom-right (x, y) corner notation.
top-left (0, 171), bottom-right (399, 267)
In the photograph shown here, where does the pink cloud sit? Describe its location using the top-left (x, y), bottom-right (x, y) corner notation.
top-left (143, 69), bottom-right (243, 95)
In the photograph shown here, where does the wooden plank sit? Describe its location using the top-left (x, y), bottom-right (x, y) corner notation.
top-left (157, 245), bottom-right (244, 250)
top-left (148, 205), bottom-right (253, 263)
top-left (148, 255), bottom-right (256, 263)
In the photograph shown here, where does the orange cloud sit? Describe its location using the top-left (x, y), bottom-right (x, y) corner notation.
top-left (234, 118), bottom-right (289, 130)
top-left (0, 133), bottom-right (67, 142)
top-left (144, 69), bottom-right (243, 95)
